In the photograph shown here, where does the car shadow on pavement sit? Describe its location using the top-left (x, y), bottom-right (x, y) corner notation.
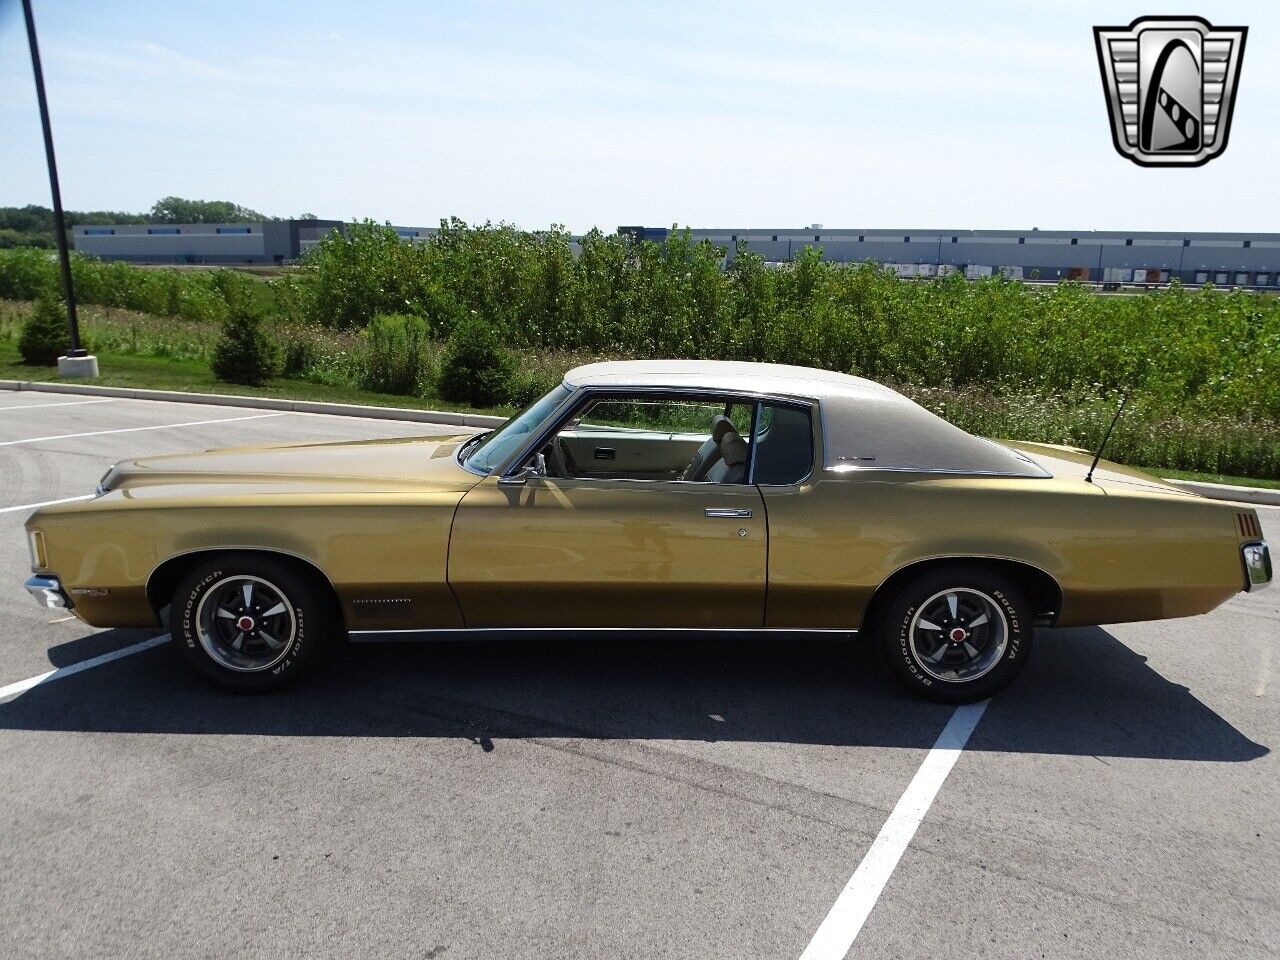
top-left (0, 625), bottom-right (1267, 762)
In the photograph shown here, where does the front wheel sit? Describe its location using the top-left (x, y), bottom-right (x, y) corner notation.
top-left (171, 554), bottom-right (330, 692)
top-left (877, 566), bottom-right (1033, 703)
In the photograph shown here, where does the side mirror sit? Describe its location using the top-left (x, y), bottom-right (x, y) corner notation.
top-left (497, 453), bottom-right (547, 487)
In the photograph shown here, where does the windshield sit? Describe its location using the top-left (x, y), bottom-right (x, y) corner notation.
top-left (463, 384), bottom-right (573, 474)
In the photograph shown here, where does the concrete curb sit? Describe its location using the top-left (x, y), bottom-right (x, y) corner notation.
top-left (0, 379), bottom-right (506, 429)
top-left (1163, 478), bottom-right (1280, 508)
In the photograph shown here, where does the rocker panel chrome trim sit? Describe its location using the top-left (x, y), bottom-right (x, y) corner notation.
top-left (348, 626), bottom-right (859, 643)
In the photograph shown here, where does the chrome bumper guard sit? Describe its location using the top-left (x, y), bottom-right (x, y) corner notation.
top-left (24, 575), bottom-right (71, 610)
top-left (1243, 542), bottom-right (1272, 591)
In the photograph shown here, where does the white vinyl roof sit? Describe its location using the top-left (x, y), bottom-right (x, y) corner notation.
top-left (563, 360), bottom-right (1048, 477)
top-left (565, 360), bottom-right (890, 398)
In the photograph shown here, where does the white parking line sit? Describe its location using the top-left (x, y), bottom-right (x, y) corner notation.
top-left (0, 634), bottom-right (168, 702)
top-left (0, 495), bottom-right (95, 515)
top-left (0, 398), bottom-right (118, 411)
top-left (799, 700), bottom-right (990, 960)
top-left (0, 412), bottom-right (287, 447)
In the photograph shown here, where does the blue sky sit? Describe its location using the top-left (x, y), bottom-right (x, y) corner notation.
top-left (1, 1), bottom-right (1276, 231)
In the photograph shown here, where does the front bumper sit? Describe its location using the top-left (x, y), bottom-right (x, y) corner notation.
top-left (24, 575), bottom-right (72, 610)
top-left (1243, 542), bottom-right (1272, 591)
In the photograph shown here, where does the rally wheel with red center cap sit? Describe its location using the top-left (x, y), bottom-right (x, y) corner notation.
top-left (878, 565), bottom-right (1032, 703)
top-left (171, 554), bottom-right (331, 691)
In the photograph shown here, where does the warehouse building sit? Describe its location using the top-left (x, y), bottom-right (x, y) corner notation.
top-left (621, 227), bottom-right (1280, 287)
top-left (72, 219), bottom-right (435, 265)
top-left (72, 219), bottom-right (1280, 288)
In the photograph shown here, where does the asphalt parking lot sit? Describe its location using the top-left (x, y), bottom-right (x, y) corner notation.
top-left (0, 389), bottom-right (1276, 960)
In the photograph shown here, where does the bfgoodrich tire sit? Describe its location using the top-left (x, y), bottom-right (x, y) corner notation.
top-left (171, 553), bottom-right (330, 692)
top-left (878, 566), bottom-right (1033, 703)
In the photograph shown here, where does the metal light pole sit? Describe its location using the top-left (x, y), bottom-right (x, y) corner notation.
top-left (22, 0), bottom-right (97, 376)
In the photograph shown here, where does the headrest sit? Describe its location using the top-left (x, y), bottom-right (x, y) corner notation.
top-left (720, 431), bottom-right (748, 466)
top-left (710, 414), bottom-right (734, 443)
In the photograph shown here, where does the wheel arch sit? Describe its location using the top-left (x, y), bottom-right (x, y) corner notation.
top-left (146, 548), bottom-right (346, 630)
top-left (862, 556), bottom-right (1062, 632)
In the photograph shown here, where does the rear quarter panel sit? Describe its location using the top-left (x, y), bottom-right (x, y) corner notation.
top-left (761, 473), bottom-right (1242, 628)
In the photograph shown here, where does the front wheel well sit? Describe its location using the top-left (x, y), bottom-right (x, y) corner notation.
top-left (146, 549), bottom-right (345, 631)
top-left (861, 557), bottom-right (1062, 633)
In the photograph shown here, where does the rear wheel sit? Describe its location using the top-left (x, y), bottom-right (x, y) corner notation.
top-left (171, 554), bottom-right (330, 692)
top-left (877, 566), bottom-right (1032, 703)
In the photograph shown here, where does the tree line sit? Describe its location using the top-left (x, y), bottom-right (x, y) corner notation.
top-left (0, 197), bottom-right (320, 248)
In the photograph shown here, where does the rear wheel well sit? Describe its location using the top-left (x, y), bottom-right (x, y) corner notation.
top-left (862, 557), bottom-right (1061, 633)
top-left (146, 550), bottom-right (345, 631)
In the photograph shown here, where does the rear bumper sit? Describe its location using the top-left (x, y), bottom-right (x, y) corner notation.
top-left (1243, 542), bottom-right (1272, 591)
top-left (24, 575), bottom-right (72, 610)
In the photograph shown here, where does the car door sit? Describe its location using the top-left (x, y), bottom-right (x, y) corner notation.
top-left (447, 392), bottom-right (767, 629)
top-left (448, 474), bottom-right (765, 628)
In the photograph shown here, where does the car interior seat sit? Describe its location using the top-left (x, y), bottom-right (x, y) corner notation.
top-left (706, 429), bottom-right (749, 484)
top-left (682, 414), bottom-right (735, 481)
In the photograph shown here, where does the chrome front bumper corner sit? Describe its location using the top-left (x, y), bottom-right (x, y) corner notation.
top-left (24, 575), bottom-right (71, 610)
top-left (1243, 542), bottom-right (1272, 591)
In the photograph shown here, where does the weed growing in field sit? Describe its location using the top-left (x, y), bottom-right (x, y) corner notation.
top-left (3, 222), bottom-right (1278, 477)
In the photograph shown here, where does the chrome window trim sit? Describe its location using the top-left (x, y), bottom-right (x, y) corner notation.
top-left (517, 474), bottom-right (756, 489)
top-left (747, 401), bottom-right (762, 484)
top-left (497, 384), bottom-right (819, 483)
top-left (456, 433), bottom-right (491, 477)
top-left (473, 378), bottom-right (583, 478)
top-left (826, 464), bottom-right (1053, 478)
top-left (750, 399), bottom-right (817, 488)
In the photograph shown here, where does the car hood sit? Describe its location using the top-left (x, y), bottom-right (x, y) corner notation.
top-left (101, 433), bottom-right (483, 494)
top-left (1000, 440), bottom-right (1195, 496)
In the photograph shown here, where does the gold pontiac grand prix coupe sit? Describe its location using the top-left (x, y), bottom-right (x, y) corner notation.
top-left (23, 361), bottom-right (1272, 702)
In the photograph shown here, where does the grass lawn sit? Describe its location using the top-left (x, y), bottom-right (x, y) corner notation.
top-left (3, 341), bottom-right (1278, 490)
top-left (0, 341), bottom-right (515, 417)
top-left (1149, 467), bottom-right (1280, 490)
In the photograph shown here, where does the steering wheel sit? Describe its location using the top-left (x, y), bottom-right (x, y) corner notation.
top-left (543, 438), bottom-right (572, 479)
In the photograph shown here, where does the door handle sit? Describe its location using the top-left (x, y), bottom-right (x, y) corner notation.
top-left (705, 507), bottom-right (752, 518)
top-left (593, 447), bottom-right (616, 460)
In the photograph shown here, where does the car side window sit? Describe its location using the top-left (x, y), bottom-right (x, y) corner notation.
top-left (751, 403), bottom-right (814, 484)
top-left (573, 397), bottom-right (725, 435)
top-left (539, 394), bottom-right (753, 484)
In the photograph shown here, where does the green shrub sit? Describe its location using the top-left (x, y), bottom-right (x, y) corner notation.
top-left (18, 296), bottom-right (71, 364)
top-left (279, 327), bottom-right (317, 377)
top-left (1, 248), bottom-right (60, 300)
top-left (437, 314), bottom-right (515, 406)
top-left (271, 224), bottom-right (1280, 423)
top-left (361, 312), bottom-right (431, 395)
top-left (0, 248), bottom-right (279, 326)
top-left (211, 305), bottom-right (282, 386)
top-left (506, 367), bottom-right (558, 406)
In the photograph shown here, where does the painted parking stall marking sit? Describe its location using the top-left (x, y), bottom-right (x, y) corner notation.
top-left (0, 412), bottom-right (287, 447)
top-left (0, 495), bottom-right (95, 515)
top-left (799, 700), bottom-right (991, 960)
top-left (0, 634), bottom-right (168, 702)
top-left (0, 398), bottom-right (118, 411)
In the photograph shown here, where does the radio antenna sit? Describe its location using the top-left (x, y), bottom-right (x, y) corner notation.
top-left (1085, 392), bottom-right (1129, 484)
